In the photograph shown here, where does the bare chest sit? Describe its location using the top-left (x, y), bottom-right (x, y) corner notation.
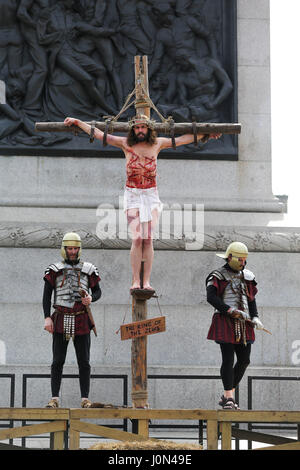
top-left (124, 145), bottom-right (158, 165)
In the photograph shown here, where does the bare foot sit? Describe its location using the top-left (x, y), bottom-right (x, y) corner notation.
top-left (130, 280), bottom-right (141, 291)
top-left (143, 282), bottom-right (155, 291)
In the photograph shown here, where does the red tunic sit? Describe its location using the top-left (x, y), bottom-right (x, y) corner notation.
top-left (44, 269), bottom-right (100, 335)
top-left (126, 149), bottom-right (157, 189)
top-left (207, 276), bottom-right (257, 344)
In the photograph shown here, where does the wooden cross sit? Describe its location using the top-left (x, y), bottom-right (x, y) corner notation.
top-left (35, 55), bottom-right (241, 409)
top-left (35, 55), bottom-right (241, 137)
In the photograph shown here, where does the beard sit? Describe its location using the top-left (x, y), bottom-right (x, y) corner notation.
top-left (135, 132), bottom-right (147, 142)
top-left (66, 257), bottom-right (79, 265)
top-left (127, 128), bottom-right (157, 147)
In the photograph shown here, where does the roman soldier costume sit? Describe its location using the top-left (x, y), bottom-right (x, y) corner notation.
top-left (206, 242), bottom-right (264, 409)
top-left (43, 232), bottom-right (101, 408)
top-left (44, 259), bottom-right (100, 340)
top-left (206, 264), bottom-right (258, 345)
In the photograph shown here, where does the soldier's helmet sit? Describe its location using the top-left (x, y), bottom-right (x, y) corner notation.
top-left (61, 232), bottom-right (82, 261)
top-left (216, 241), bottom-right (248, 271)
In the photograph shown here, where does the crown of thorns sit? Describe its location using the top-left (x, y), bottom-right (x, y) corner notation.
top-left (128, 115), bottom-right (155, 130)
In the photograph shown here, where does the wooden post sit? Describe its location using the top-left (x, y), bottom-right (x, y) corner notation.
top-left (134, 56), bottom-right (150, 118)
top-left (206, 419), bottom-right (219, 450)
top-left (138, 419), bottom-right (149, 438)
top-left (131, 273), bottom-right (155, 409)
top-left (69, 419), bottom-right (80, 450)
top-left (131, 58), bottom-right (153, 409)
top-left (220, 422), bottom-right (232, 450)
top-left (131, 295), bottom-right (148, 408)
top-left (52, 429), bottom-right (65, 450)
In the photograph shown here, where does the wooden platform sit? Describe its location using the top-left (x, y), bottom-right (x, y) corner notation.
top-left (0, 408), bottom-right (300, 450)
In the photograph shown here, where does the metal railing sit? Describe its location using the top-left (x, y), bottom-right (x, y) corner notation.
top-left (247, 375), bottom-right (300, 449)
top-left (147, 374), bottom-right (238, 446)
top-left (21, 373), bottom-right (128, 449)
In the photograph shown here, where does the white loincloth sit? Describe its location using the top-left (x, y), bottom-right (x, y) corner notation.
top-left (124, 186), bottom-right (163, 223)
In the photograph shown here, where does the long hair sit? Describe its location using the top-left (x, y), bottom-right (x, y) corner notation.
top-left (127, 127), bottom-right (157, 147)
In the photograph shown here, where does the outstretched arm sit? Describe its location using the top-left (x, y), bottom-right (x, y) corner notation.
top-left (64, 117), bottom-right (126, 149)
top-left (158, 133), bottom-right (222, 150)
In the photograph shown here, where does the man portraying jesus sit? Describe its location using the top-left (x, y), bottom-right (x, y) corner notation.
top-left (64, 115), bottom-right (220, 291)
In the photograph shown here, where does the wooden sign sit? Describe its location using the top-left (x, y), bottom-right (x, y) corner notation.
top-left (120, 316), bottom-right (166, 341)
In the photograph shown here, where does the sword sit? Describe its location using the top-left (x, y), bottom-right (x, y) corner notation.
top-left (232, 275), bottom-right (272, 336)
top-left (252, 324), bottom-right (272, 335)
top-left (229, 310), bottom-right (272, 335)
top-left (79, 288), bottom-right (97, 337)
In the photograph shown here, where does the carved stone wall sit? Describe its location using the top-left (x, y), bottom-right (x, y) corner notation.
top-left (1, 222), bottom-right (300, 253)
top-left (0, 0), bottom-right (237, 158)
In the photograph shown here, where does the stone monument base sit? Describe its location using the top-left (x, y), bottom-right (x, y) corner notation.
top-left (0, 202), bottom-right (299, 413)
